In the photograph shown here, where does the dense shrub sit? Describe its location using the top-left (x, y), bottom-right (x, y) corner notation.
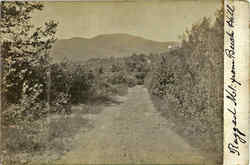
top-left (146, 8), bottom-right (223, 160)
top-left (53, 54), bottom-right (151, 104)
top-left (49, 61), bottom-right (94, 105)
top-left (1, 2), bottom-right (57, 125)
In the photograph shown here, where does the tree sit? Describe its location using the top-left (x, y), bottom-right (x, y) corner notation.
top-left (147, 6), bottom-right (224, 160)
top-left (1, 2), bottom-right (57, 122)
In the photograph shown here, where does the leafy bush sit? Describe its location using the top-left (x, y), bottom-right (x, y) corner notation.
top-left (146, 7), bottom-right (223, 159)
top-left (1, 1), bottom-right (57, 124)
top-left (50, 92), bottom-right (71, 114)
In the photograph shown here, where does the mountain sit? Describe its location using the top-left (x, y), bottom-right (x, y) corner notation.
top-left (51, 33), bottom-right (180, 62)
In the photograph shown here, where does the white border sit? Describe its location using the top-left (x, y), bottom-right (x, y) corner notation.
top-left (224, 0), bottom-right (249, 165)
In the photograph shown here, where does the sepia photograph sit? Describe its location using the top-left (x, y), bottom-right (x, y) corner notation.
top-left (1, 0), bottom-right (224, 164)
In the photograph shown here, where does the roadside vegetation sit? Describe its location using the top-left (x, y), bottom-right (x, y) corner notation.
top-left (1, 1), bottom-right (223, 164)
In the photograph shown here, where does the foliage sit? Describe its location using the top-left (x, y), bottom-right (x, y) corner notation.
top-left (1, 2), bottom-right (58, 124)
top-left (50, 54), bottom-right (151, 106)
top-left (147, 7), bottom-right (224, 157)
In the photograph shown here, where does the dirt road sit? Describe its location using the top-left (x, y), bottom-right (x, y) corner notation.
top-left (54, 86), bottom-right (210, 164)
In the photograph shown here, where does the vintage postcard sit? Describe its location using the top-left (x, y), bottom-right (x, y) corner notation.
top-left (0, 0), bottom-right (249, 165)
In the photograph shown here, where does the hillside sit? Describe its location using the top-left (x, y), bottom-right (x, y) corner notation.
top-left (51, 33), bottom-right (179, 62)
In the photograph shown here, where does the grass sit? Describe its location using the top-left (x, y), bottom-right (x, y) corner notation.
top-left (148, 94), bottom-right (222, 165)
top-left (2, 85), bottom-right (129, 165)
top-left (2, 104), bottom-right (97, 165)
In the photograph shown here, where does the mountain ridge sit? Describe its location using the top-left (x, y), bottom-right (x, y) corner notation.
top-left (51, 33), bottom-right (180, 62)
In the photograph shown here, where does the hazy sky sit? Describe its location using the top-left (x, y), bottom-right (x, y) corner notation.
top-left (31, 0), bottom-right (221, 42)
